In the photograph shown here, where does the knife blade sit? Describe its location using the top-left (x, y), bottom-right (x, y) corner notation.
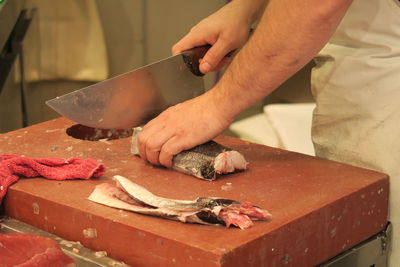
top-left (46, 46), bottom-right (210, 130)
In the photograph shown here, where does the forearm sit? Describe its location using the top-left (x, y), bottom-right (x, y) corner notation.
top-left (209, 0), bottom-right (352, 119)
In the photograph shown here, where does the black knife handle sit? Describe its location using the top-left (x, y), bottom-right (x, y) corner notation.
top-left (182, 44), bottom-right (235, 77)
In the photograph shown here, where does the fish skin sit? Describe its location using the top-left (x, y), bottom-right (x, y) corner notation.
top-left (131, 128), bottom-right (248, 180)
top-left (172, 141), bottom-right (230, 180)
top-left (88, 175), bottom-right (272, 229)
top-left (114, 175), bottom-right (207, 210)
top-left (88, 182), bottom-right (218, 225)
top-left (88, 183), bottom-right (195, 219)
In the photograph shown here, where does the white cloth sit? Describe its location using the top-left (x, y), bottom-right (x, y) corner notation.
top-left (264, 103), bottom-right (315, 156)
top-left (229, 113), bottom-right (282, 147)
top-left (311, 0), bottom-right (400, 265)
top-left (228, 104), bottom-right (316, 156)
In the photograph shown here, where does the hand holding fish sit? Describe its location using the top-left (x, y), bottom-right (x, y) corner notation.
top-left (137, 91), bottom-right (234, 168)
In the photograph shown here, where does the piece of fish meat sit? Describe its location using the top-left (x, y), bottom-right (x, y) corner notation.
top-left (0, 233), bottom-right (75, 267)
top-left (131, 127), bottom-right (248, 180)
top-left (88, 175), bottom-right (272, 229)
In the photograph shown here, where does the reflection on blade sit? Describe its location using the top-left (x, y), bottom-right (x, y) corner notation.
top-left (46, 54), bottom-right (205, 129)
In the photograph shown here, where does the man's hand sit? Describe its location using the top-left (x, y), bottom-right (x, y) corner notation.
top-left (137, 0), bottom-right (353, 169)
top-left (137, 92), bottom-right (233, 168)
top-left (172, 0), bottom-right (265, 74)
top-left (137, 0), bottom-right (267, 168)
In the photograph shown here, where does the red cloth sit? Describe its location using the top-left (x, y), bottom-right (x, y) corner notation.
top-left (0, 155), bottom-right (105, 203)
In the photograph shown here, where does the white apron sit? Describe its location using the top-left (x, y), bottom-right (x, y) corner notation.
top-left (311, 0), bottom-right (400, 265)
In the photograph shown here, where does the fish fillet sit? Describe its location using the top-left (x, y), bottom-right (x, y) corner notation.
top-left (88, 175), bottom-right (272, 229)
top-left (0, 233), bottom-right (75, 267)
top-left (131, 128), bottom-right (248, 180)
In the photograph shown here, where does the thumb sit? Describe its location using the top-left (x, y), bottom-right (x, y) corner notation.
top-left (200, 40), bottom-right (232, 74)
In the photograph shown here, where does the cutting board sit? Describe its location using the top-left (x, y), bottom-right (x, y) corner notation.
top-left (0, 118), bottom-right (388, 267)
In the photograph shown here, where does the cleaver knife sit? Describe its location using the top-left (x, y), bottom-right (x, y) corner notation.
top-left (46, 45), bottom-right (212, 130)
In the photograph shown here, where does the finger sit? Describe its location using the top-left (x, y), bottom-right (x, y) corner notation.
top-left (144, 129), bottom-right (174, 166)
top-left (200, 40), bottom-right (233, 74)
top-left (137, 123), bottom-right (164, 163)
top-left (172, 32), bottom-right (214, 55)
top-left (212, 57), bottom-right (231, 72)
top-left (137, 131), bottom-right (148, 162)
top-left (159, 135), bottom-right (192, 168)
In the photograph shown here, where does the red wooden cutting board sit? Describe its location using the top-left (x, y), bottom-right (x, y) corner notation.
top-left (0, 118), bottom-right (388, 266)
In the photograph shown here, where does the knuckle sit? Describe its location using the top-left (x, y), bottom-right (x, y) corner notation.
top-left (207, 35), bottom-right (218, 45)
top-left (159, 149), bottom-right (174, 167)
top-left (146, 149), bottom-right (160, 164)
top-left (174, 129), bottom-right (186, 138)
top-left (146, 142), bottom-right (159, 152)
top-left (189, 24), bottom-right (200, 33)
top-left (162, 146), bottom-right (175, 157)
top-left (205, 47), bottom-right (228, 64)
top-left (137, 133), bottom-right (146, 144)
top-left (220, 30), bottom-right (246, 47)
top-left (159, 157), bottom-right (171, 168)
top-left (205, 50), bottom-right (220, 63)
top-left (171, 44), bottom-right (179, 54)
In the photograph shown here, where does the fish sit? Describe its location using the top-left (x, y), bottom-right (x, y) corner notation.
top-left (131, 128), bottom-right (248, 180)
top-left (88, 175), bottom-right (272, 229)
top-left (0, 233), bottom-right (75, 267)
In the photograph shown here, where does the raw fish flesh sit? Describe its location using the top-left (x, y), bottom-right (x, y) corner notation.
top-left (0, 233), bottom-right (75, 267)
top-left (88, 175), bottom-right (272, 229)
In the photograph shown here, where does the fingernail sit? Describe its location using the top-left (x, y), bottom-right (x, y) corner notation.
top-left (201, 62), bottom-right (211, 73)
